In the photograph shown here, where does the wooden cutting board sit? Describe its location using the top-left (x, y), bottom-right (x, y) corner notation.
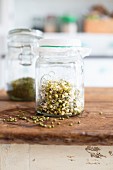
top-left (0, 88), bottom-right (113, 145)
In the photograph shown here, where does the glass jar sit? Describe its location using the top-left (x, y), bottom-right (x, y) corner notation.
top-left (6, 28), bottom-right (43, 101)
top-left (44, 16), bottom-right (57, 32)
top-left (60, 15), bottom-right (78, 33)
top-left (36, 39), bottom-right (91, 117)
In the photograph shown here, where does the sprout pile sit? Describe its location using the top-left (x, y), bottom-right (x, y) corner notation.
top-left (37, 79), bottom-right (83, 117)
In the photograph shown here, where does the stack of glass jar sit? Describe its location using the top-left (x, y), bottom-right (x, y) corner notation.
top-left (7, 30), bottom-right (91, 117)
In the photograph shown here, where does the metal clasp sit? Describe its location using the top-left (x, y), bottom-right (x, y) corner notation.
top-left (18, 45), bottom-right (34, 66)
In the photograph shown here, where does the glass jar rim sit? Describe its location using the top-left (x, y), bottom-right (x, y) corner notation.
top-left (38, 47), bottom-right (91, 58)
top-left (39, 39), bottom-right (82, 47)
top-left (8, 28), bottom-right (43, 39)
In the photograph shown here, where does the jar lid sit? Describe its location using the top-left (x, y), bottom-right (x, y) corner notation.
top-left (61, 15), bottom-right (77, 23)
top-left (8, 28), bottom-right (43, 39)
top-left (38, 39), bottom-right (91, 58)
top-left (39, 39), bottom-right (82, 47)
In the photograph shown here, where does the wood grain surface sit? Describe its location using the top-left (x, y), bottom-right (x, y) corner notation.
top-left (0, 88), bottom-right (113, 145)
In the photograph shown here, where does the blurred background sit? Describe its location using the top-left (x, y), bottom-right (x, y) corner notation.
top-left (0, 0), bottom-right (113, 88)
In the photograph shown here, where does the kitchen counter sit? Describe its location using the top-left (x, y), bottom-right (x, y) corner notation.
top-left (0, 88), bottom-right (113, 145)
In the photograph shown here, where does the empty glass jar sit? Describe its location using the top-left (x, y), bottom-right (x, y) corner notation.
top-left (6, 28), bottom-right (43, 101)
top-left (36, 39), bottom-right (91, 117)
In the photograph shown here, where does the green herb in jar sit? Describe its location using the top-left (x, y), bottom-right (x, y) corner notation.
top-left (7, 77), bottom-right (35, 101)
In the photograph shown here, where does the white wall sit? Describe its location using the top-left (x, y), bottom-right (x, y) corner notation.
top-left (14, 0), bottom-right (113, 28)
top-left (0, 0), bottom-right (15, 55)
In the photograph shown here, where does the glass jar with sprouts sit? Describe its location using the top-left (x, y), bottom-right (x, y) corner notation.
top-left (36, 39), bottom-right (91, 117)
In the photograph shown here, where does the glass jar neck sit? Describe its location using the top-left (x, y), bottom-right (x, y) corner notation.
top-left (38, 46), bottom-right (91, 61)
top-left (39, 48), bottom-right (83, 63)
top-left (8, 35), bottom-right (40, 66)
